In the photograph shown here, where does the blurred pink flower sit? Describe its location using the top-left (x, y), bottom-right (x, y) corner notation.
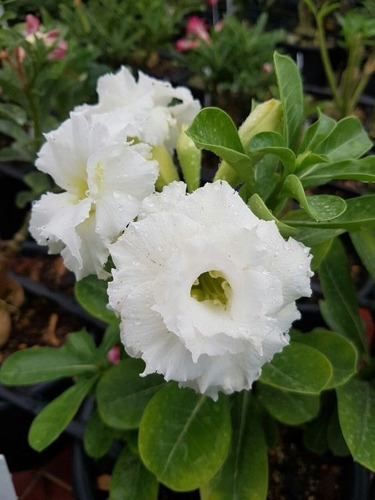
top-left (186, 16), bottom-right (211, 44)
top-left (175, 38), bottom-right (201, 52)
top-left (207, 0), bottom-right (218, 5)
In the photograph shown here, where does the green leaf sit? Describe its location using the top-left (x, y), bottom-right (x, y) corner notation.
top-left (257, 384), bottom-right (320, 425)
top-left (281, 174), bottom-right (347, 221)
top-left (0, 330), bottom-right (99, 385)
top-left (350, 230), bottom-right (375, 282)
top-left (97, 322), bottom-right (121, 356)
top-left (83, 408), bottom-right (114, 458)
top-left (249, 131), bottom-right (296, 175)
top-left (283, 195), bottom-right (375, 231)
top-left (319, 238), bottom-right (367, 354)
top-left (310, 238), bottom-right (333, 270)
top-left (292, 330), bottom-right (358, 389)
top-left (29, 376), bottom-right (98, 451)
top-left (327, 406), bottom-right (350, 457)
top-left (274, 51), bottom-right (303, 149)
top-left (314, 116), bottom-right (372, 162)
top-left (293, 226), bottom-right (344, 247)
top-left (303, 410), bottom-right (329, 454)
top-left (186, 107), bottom-right (255, 190)
top-left (176, 124), bottom-right (201, 192)
top-left (247, 193), bottom-right (299, 237)
top-left (200, 392), bottom-right (268, 500)
top-left (337, 378), bottom-right (375, 471)
top-left (75, 274), bottom-right (115, 324)
top-left (259, 342), bottom-right (332, 394)
top-left (300, 157), bottom-right (375, 188)
top-left (297, 110), bottom-right (336, 155)
top-left (97, 358), bottom-right (165, 430)
top-left (139, 383), bottom-right (231, 491)
top-left (0, 103), bottom-right (27, 125)
top-left (109, 446), bottom-right (158, 500)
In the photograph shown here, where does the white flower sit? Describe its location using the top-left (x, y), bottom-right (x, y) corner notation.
top-left (76, 66), bottom-right (201, 151)
top-left (108, 181), bottom-right (313, 399)
top-left (29, 112), bottom-right (158, 280)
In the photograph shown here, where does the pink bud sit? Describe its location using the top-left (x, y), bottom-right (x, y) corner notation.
top-left (263, 62), bottom-right (273, 74)
top-left (107, 345), bottom-right (121, 365)
top-left (175, 38), bottom-right (201, 52)
top-left (26, 14), bottom-right (41, 35)
top-left (48, 39), bottom-right (68, 60)
top-left (186, 16), bottom-right (211, 44)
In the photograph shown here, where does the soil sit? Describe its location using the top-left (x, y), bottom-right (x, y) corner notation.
top-left (0, 248), bottom-right (83, 362)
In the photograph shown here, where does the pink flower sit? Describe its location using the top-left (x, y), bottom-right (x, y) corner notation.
top-left (175, 38), bottom-right (201, 52)
top-left (207, 0), bottom-right (218, 5)
top-left (107, 345), bottom-right (121, 365)
top-left (186, 16), bottom-right (211, 44)
top-left (26, 14), bottom-right (41, 35)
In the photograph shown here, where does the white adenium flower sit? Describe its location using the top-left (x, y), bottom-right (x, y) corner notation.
top-left (108, 181), bottom-right (313, 399)
top-left (29, 112), bottom-right (158, 280)
top-left (76, 66), bottom-right (201, 151)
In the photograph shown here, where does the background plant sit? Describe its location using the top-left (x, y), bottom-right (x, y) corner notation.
top-left (1, 52), bottom-right (375, 499)
top-left (174, 13), bottom-right (285, 114)
top-left (58, 0), bottom-right (204, 70)
top-left (304, 0), bottom-right (375, 118)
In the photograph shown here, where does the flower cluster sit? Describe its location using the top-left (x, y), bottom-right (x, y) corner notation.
top-left (30, 67), bottom-right (200, 279)
top-left (30, 67), bottom-right (312, 398)
top-left (24, 14), bottom-right (68, 61)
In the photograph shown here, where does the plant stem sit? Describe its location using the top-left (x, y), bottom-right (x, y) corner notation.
top-left (315, 12), bottom-right (341, 112)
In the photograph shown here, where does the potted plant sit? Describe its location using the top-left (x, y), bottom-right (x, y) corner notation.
top-left (1, 51), bottom-right (375, 499)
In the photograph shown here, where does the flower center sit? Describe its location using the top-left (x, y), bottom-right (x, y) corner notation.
top-left (190, 270), bottom-right (231, 308)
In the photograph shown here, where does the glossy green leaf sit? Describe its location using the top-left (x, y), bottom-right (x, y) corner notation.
top-left (110, 446), bottom-right (158, 500)
top-left (337, 378), bottom-right (375, 471)
top-left (257, 384), bottom-right (320, 425)
top-left (300, 157), bottom-right (375, 188)
top-left (274, 51), bottom-right (303, 149)
top-left (297, 111), bottom-right (336, 155)
top-left (83, 409), bottom-right (114, 459)
top-left (0, 330), bottom-right (98, 385)
top-left (319, 238), bottom-right (366, 354)
top-left (284, 195), bottom-right (375, 230)
top-left (350, 230), bottom-right (375, 282)
top-left (259, 342), bottom-right (332, 394)
top-left (314, 116), bottom-right (372, 161)
top-left (176, 124), bottom-right (201, 192)
top-left (247, 193), bottom-right (298, 237)
top-left (97, 358), bottom-right (165, 430)
top-left (281, 174), bottom-right (347, 221)
top-left (186, 107), bottom-right (255, 189)
top-left (139, 384), bottom-right (231, 491)
top-left (75, 274), bottom-right (115, 324)
top-left (249, 131), bottom-right (296, 175)
top-left (295, 152), bottom-right (328, 173)
top-left (254, 154), bottom-right (280, 201)
top-left (29, 376), bottom-right (98, 451)
top-left (200, 392), bottom-right (268, 500)
top-left (292, 330), bottom-right (357, 389)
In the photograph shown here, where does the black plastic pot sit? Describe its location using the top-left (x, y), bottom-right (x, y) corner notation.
top-left (0, 162), bottom-right (31, 240)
